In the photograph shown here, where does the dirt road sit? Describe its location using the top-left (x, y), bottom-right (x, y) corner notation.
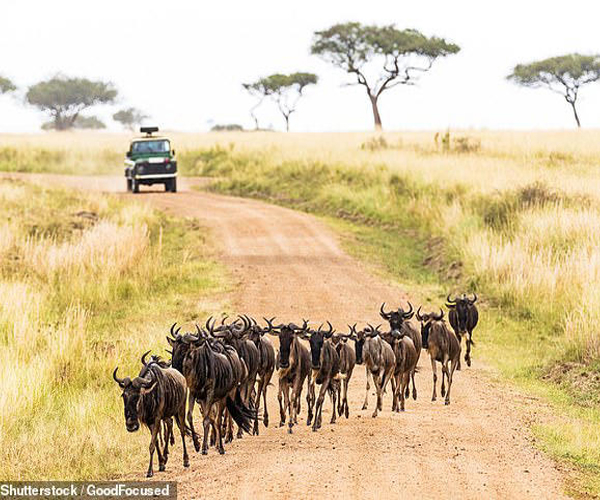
top-left (11, 174), bottom-right (567, 499)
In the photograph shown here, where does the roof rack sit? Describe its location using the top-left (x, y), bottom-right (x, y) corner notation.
top-left (140, 126), bottom-right (159, 137)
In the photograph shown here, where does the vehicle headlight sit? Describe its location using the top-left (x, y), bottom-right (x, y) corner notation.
top-left (137, 165), bottom-right (145, 174)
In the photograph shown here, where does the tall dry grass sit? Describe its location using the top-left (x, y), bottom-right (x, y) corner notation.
top-left (0, 178), bottom-right (222, 479)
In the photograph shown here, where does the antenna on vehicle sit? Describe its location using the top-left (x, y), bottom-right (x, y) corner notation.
top-left (140, 126), bottom-right (159, 137)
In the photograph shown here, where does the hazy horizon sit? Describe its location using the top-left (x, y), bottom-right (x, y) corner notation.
top-left (3, 0), bottom-right (600, 133)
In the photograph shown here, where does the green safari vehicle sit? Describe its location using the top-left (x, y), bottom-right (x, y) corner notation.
top-left (124, 127), bottom-right (177, 193)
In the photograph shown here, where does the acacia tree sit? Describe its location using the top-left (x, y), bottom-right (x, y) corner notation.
top-left (242, 80), bottom-right (272, 130)
top-left (113, 107), bottom-right (148, 131)
top-left (26, 76), bottom-right (117, 131)
top-left (244, 73), bottom-right (317, 131)
top-left (508, 54), bottom-right (600, 128)
top-left (311, 22), bottom-right (460, 130)
top-left (0, 76), bottom-right (16, 95)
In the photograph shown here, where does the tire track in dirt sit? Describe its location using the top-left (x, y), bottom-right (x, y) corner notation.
top-left (7, 173), bottom-right (568, 499)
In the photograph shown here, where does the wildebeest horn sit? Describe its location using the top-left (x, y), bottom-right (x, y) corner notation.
top-left (446, 294), bottom-right (456, 305)
top-left (220, 314), bottom-right (229, 326)
top-left (141, 350), bottom-right (151, 366)
top-left (169, 322), bottom-right (181, 339)
top-left (347, 323), bottom-right (357, 335)
top-left (205, 316), bottom-right (216, 335)
top-left (433, 308), bottom-right (444, 321)
top-left (263, 317), bottom-right (280, 335)
top-left (113, 367), bottom-right (128, 388)
top-left (402, 301), bottom-right (414, 319)
top-left (416, 306), bottom-right (424, 322)
top-left (380, 302), bottom-right (392, 320)
top-left (469, 293), bottom-right (478, 304)
top-left (324, 321), bottom-right (334, 338)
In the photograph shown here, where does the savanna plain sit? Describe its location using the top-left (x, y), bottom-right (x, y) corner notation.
top-left (1, 130), bottom-right (600, 497)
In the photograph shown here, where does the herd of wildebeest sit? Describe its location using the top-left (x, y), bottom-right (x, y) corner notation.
top-left (113, 294), bottom-right (479, 477)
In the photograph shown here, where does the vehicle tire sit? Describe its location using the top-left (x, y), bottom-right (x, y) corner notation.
top-left (171, 178), bottom-right (177, 193)
top-left (164, 180), bottom-right (170, 192)
top-left (132, 179), bottom-right (139, 193)
top-left (126, 178), bottom-right (132, 192)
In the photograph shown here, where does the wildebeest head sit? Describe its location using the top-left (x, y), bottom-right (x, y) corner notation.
top-left (113, 367), bottom-right (157, 432)
top-left (446, 293), bottom-right (477, 333)
top-left (266, 318), bottom-right (308, 369)
top-left (166, 322), bottom-right (203, 372)
top-left (380, 302), bottom-right (414, 331)
top-left (416, 306), bottom-right (444, 348)
top-left (348, 324), bottom-right (366, 364)
top-left (305, 321), bottom-right (334, 369)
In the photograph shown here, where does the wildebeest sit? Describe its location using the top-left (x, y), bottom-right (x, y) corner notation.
top-left (333, 327), bottom-right (356, 418)
top-left (208, 316), bottom-right (260, 440)
top-left (168, 323), bottom-right (255, 455)
top-left (266, 318), bottom-right (311, 434)
top-left (351, 324), bottom-right (395, 418)
top-left (305, 322), bottom-right (340, 431)
top-left (244, 316), bottom-right (276, 435)
top-left (113, 355), bottom-right (189, 477)
top-left (416, 307), bottom-right (460, 405)
top-left (389, 331), bottom-right (418, 412)
top-left (446, 293), bottom-right (479, 367)
top-left (380, 302), bottom-right (422, 400)
top-left (305, 321), bottom-right (331, 427)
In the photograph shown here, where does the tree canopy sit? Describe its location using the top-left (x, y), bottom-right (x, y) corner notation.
top-left (244, 72), bottom-right (317, 131)
top-left (113, 107), bottom-right (147, 130)
top-left (26, 76), bottom-right (117, 131)
top-left (311, 22), bottom-right (460, 129)
top-left (508, 54), bottom-right (600, 127)
top-left (0, 76), bottom-right (16, 94)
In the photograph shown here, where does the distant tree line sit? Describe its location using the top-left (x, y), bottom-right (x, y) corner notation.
top-left (2, 22), bottom-right (600, 131)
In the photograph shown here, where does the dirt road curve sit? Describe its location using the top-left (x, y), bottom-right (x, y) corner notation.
top-left (11, 174), bottom-right (567, 499)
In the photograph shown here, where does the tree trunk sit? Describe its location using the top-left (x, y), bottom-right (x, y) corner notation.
top-left (570, 100), bottom-right (581, 128)
top-left (284, 114), bottom-right (290, 132)
top-left (369, 94), bottom-right (382, 131)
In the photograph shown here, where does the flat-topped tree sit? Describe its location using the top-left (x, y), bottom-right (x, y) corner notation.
top-left (244, 72), bottom-right (318, 132)
top-left (311, 22), bottom-right (460, 130)
top-left (508, 54), bottom-right (600, 128)
top-left (113, 107), bottom-right (148, 131)
top-left (0, 76), bottom-right (16, 94)
top-left (26, 76), bottom-right (117, 131)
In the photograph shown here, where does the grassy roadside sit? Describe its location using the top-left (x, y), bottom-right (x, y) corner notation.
top-left (187, 147), bottom-right (600, 497)
top-left (0, 178), bottom-right (228, 480)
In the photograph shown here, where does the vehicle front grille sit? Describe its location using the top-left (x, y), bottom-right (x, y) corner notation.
top-left (136, 162), bottom-right (176, 175)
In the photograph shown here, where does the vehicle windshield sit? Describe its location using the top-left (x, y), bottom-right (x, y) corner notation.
top-left (130, 139), bottom-right (170, 154)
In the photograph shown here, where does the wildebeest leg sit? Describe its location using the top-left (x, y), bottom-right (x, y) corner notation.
top-left (372, 373), bottom-right (382, 418)
top-left (431, 357), bottom-right (438, 401)
top-left (200, 399), bottom-right (213, 455)
top-left (392, 373), bottom-right (400, 412)
top-left (380, 365), bottom-right (394, 411)
top-left (174, 410), bottom-right (189, 468)
top-left (306, 378), bottom-right (315, 426)
top-left (400, 372), bottom-right (410, 411)
top-left (362, 367), bottom-right (371, 410)
top-left (411, 368), bottom-right (418, 401)
top-left (312, 381), bottom-right (327, 431)
top-left (216, 402), bottom-right (226, 454)
top-left (441, 358), bottom-right (449, 398)
top-left (445, 358), bottom-right (458, 405)
top-left (161, 418), bottom-right (173, 469)
top-left (262, 371), bottom-right (271, 427)
top-left (187, 395), bottom-right (201, 452)
top-left (465, 332), bottom-right (472, 367)
top-left (225, 410), bottom-right (235, 444)
top-left (146, 421), bottom-right (161, 478)
top-left (286, 384), bottom-right (295, 434)
top-left (253, 377), bottom-right (264, 435)
top-left (330, 384), bottom-right (337, 424)
top-left (278, 379), bottom-right (286, 427)
top-left (343, 374), bottom-right (351, 418)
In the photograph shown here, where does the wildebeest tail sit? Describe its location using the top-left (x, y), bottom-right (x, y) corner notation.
top-left (226, 389), bottom-right (256, 434)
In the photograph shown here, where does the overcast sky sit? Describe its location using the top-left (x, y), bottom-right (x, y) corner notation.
top-left (2, 0), bottom-right (600, 132)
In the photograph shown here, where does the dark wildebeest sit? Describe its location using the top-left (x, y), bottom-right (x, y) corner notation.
top-left (244, 316), bottom-right (276, 435)
top-left (417, 307), bottom-right (460, 405)
top-left (446, 293), bottom-right (479, 368)
top-left (266, 318), bottom-right (311, 434)
top-left (168, 323), bottom-right (255, 455)
top-left (208, 316), bottom-right (260, 440)
top-left (113, 357), bottom-right (189, 477)
top-left (305, 322), bottom-right (340, 431)
top-left (305, 321), bottom-right (331, 427)
top-left (351, 324), bottom-right (395, 418)
top-left (389, 331), bottom-right (418, 412)
top-left (332, 327), bottom-right (356, 419)
top-left (380, 302), bottom-right (421, 401)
